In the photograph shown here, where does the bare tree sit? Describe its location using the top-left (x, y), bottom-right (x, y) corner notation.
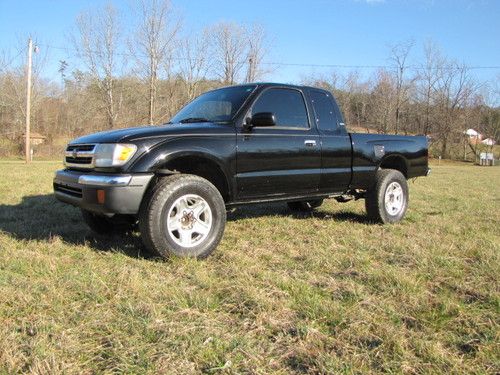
top-left (0, 48), bottom-right (26, 137)
top-left (414, 41), bottom-right (444, 136)
top-left (435, 61), bottom-right (477, 157)
top-left (245, 24), bottom-right (268, 83)
top-left (207, 22), bottom-right (247, 84)
top-left (370, 69), bottom-right (397, 133)
top-left (492, 73), bottom-right (500, 107)
top-left (177, 31), bottom-right (211, 101)
top-left (0, 39), bottom-right (49, 142)
top-left (0, 51), bottom-right (8, 73)
top-left (343, 71), bottom-right (372, 131)
top-left (389, 41), bottom-right (414, 134)
top-left (130, 0), bottom-right (180, 124)
top-left (72, 4), bottom-right (123, 129)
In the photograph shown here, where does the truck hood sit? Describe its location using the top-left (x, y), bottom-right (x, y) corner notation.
top-left (69, 122), bottom-right (231, 144)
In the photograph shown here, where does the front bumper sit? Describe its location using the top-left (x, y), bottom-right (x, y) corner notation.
top-left (53, 169), bottom-right (154, 215)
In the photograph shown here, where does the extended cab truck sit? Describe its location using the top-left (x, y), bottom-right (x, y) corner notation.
top-left (54, 83), bottom-right (429, 258)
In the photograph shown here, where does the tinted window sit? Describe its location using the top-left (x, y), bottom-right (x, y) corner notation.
top-left (171, 85), bottom-right (256, 123)
top-left (252, 88), bottom-right (309, 128)
top-left (310, 91), bottom-right (338, 131)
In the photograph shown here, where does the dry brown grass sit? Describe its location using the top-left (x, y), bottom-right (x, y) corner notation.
top-left (0, 160), bottom-right (498, 374)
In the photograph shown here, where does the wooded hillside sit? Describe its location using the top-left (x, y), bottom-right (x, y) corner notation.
top-left (1, 1), bottom-right (498, 160)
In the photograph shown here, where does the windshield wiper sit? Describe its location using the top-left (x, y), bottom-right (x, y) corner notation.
top-left (178, 117), bottom-right (210, 123)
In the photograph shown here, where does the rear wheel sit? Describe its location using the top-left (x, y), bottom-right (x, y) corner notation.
top-left (287, 199), bottom-right (324, 212)
top-left (139, 174), bottom-right (226, 258)
top-left (81, 210), bottom-right (137, 234)
top-left (365, 169), bottom-right (408, 223)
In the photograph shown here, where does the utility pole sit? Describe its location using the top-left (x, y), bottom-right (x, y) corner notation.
top-left (25, 38), bottom-right (33, 163)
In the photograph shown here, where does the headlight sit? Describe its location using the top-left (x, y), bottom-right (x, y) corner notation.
top-left (94, 143), bottom-right (137, 167)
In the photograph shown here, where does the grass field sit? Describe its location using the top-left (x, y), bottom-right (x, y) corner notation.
top-left (0, 161), bottom-right (498, 374)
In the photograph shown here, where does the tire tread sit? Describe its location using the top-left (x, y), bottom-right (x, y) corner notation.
top-left (365, 169), bottom-right (408, 224)
top-left (139, 174), bottom-right (225, 258)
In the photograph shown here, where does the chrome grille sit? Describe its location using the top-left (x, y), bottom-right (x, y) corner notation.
top-left (67, 144), bottom-right (95, 152)
top-left (64, 144), bottom-right (96, 169)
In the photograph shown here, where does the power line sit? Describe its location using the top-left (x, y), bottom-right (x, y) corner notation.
top-left (39, 43), bottom-right (138, 59)
top-left (0, 45), bottom-right (27, 73)
top-left (29, 43), bottom-right (500, 72)
top-left (41, 43), bottom-right (389, 69)
top-left (261, 62), bottom-right (500, 70)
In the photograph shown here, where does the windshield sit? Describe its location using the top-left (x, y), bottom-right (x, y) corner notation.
top-left (170, 85), bottom-right (257, 124)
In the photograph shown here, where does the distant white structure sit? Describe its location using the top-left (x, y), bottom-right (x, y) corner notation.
top-left (481, 138), bottom-right (496, 146)
top-left (479, 152), bottom-right (495, 166)
top-left (464, 128), bottom-right (480, 137)
top-left (464, 128), bottom-right (483, 144)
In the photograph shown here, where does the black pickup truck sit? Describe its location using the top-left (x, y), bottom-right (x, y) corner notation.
top-left (54, 83), bottom-right (429, 258)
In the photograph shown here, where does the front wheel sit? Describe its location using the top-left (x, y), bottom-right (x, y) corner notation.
top-left (365, 169), bottom-right (408, 223)
top-left (139, 174), bottom-right (226, 258)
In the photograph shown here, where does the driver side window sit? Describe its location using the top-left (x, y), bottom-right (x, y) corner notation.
top-left (252, 88), bottom-right (309, 128)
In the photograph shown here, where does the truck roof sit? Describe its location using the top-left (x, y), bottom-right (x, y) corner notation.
top-left (222, 82), bottom-right (330, 93)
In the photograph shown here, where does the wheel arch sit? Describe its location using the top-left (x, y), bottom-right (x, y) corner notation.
top-left (154, 152), bottom-right (231, 202)
top-left (378, 154), bottom-right (409, 178)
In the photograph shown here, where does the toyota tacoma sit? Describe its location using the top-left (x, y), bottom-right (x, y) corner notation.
top-left (54, 83), bottom-right (429, 258)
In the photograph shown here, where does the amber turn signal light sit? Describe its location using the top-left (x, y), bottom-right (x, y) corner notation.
top-left (97, 189), bottom-right (105, 204)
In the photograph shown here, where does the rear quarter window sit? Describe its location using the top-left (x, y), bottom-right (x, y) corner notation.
top-left (310, 90), bottom-right (338, 132)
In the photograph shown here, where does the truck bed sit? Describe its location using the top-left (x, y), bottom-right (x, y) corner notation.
top-left (349, 133), bottom-right (429, 189)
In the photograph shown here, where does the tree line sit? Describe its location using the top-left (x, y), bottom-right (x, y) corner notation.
top-left (0, 0), bottom-right (269, 156)
top-left (304, 41), bottom-right (499, 158)
top-left (0, 0), bottom-right (498, 159)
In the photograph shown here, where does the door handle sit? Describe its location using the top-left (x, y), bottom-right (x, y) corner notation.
top-left (304, 140), bottom-right (317, 147)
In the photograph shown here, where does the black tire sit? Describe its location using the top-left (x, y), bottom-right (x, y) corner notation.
top-left (139, 174), bottom-right (226, 259)
top-left (287, 199), bottom-right (324, 212)
top-left (81, 210), bottom-right (137, 234)
top-left (365, 169), bottom-right (408, 223)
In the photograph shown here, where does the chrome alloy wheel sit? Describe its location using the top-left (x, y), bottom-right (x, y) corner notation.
top-left (384, 181), bottom-right (404, 216)
top-left (166, 194), bottom-right (212, 248)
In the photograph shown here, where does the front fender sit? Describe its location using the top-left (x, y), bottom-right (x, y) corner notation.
top-left (127, 135), bottom-right (236, 180)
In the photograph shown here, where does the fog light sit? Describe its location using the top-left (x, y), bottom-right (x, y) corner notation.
top-left (97, 189), bottom-right (105, 204)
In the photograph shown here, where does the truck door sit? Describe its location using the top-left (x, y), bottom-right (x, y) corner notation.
top-left (308, 90), bottom-right (352, 194)
top-left (236, 87), bottom-right (321, 199)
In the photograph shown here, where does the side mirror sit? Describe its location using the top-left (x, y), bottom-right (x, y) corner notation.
top-left (249, 112), bottom-right (276, 128)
